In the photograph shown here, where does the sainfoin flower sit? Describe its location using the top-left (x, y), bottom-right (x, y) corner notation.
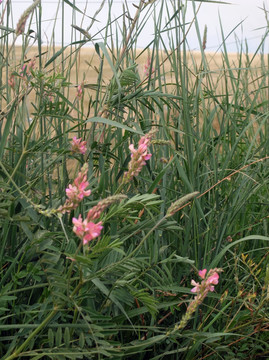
top-left (76, 83), bottom-right (84, 100)
top-left (71, 136), bottom-right (87, 155)
top-left (122, 130), bottom-right (155, 184)
top-left (191, 268), bottom-right (219, 294)
top-left (66, 165), bottom-right (91, 201)
top-left (57, 163), bottom-right (91, 213)
top-left (66, 182), bottom-right (91, 203)
top-left (144, 56), bottom-right (155, 77)
top-left (170, 268), bottom-right (222, 333)
top-left (72, 215), bottom-right (103, 245)
top-left (198, 269), bottom-right (207, 279)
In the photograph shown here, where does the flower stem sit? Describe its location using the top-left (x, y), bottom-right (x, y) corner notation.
top-left (5, 307), bottom-right (58, 360)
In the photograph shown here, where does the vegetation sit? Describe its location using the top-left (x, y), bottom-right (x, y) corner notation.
top-left (0, 0), bottom-right (268, 359)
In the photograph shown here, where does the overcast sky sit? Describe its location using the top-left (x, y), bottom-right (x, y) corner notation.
top-left (6, 0), bottom-right (269, 53)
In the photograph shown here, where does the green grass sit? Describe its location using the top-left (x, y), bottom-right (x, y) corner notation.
top-left (0, 0), bottom-right (268, 359)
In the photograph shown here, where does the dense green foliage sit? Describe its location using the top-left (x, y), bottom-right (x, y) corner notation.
top-left (0, 0), bottom-right (268, 359)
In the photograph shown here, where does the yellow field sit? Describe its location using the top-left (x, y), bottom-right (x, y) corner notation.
top-left (4, 45), bottom-right (265, 129)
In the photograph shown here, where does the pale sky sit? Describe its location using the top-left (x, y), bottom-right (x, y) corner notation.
top-left (5, 0), bottom-right (269, 53)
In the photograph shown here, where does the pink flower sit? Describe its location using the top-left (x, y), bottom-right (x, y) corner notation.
top-left (190, 280), bottom-right (200, 293)
top-left (71, 136), bottom-right (87, 155)
top-left (66, 181), bottom-right (91, 202)
top-left (122, 131), bottom-right (154, 183)
top-left (198, 269), bottom-right (207, 279)
top-left (191, 269), bottom-right (220, 294)
top-left (76, 83), bottom-right (84, 100)
top-left (72, 215), bottom-right (103, 245)
top-left (83, 221), bottom-right (103, 244)
top-left (65, 169), bottom-right (91, 204)
top-left (144, 56), bottom-right (155, 77)
top-left (174, 268), bottom-right (222, 332)
top-left (72, 215), bottom-right (85, 238)
top-left (206, 272), bottom-right (219, 292)
top-left (57, 164), bottom-right (91, 214)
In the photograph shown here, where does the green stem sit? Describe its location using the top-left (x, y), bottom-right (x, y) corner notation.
top-left (5, 307), bottom-right (58, 360)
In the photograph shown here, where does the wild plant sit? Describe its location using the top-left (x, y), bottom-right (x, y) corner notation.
top-left (0, 0), bottom-right (268, 359)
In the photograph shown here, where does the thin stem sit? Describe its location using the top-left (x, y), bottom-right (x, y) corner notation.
top-left (5, 308), bottom-right (58, 360)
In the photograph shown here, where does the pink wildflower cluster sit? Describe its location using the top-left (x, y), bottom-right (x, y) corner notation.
top-left (122, 131), bottom-right (154, 184)
top-left (71, 136), bottom-right (87, 155)
top-left (171, 268), bottom-right (222, 332)
top-left (191, 268), bottom-right (219, 294)
top-left (144, 56), bottom-right (155, 77)
top-left (72, 195), bottom-right (126, 245)
top-left (72, 215), bottom-right (103, 245)
top-left (58, 159), bottom-right (127, 245)
top-left (58, 163), bottom-right (91, 214)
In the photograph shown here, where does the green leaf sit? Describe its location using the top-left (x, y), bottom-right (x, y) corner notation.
top-left (79, 332), bottom-right (85, 348)
top-left (96, 42), bottom-right (121, 90)
top-left (55, 327), bottom-right (62, 347)
top-left (86, 117), bottom-right (144, 135)
top-left (48, 328), bottom-right (54, 348)
top-left (63, 0), bottom-right (97, 19)
top-left (91, 278), bottom-right (133, 326)
top-left (124, 335), bottom-right (167, 353)
top-left (0, 25), bottom-right (15, 32)
top-left (44, 46), bottom-right (68, 68)
top-left (148, 156), bottom-right (176, 193)
top-left (64, 327), bottom-right (70, 347)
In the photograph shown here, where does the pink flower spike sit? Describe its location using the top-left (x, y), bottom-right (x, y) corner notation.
top-left (71, 136), bottom-right (87, 155)
top-left (144, 57), bottom-right (155, 77)
top-left (122, 131), bottom-right (155, 184)
top-left (76, 82), bottom-right (84, 100)
top-left (198, 269), bottom-right (207, 279)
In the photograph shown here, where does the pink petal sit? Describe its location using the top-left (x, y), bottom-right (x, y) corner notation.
top-left (198, 269), bottom-right (207, 279)
top-left (207, 272), bottom-right (219, 285)
top-left (190, 280), bottom-right (200, 293)
top-left (129, 144), bottom-right (136, 153)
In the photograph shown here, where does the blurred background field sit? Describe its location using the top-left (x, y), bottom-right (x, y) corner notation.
top-left (6, 46), bottom-right (267, 131)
